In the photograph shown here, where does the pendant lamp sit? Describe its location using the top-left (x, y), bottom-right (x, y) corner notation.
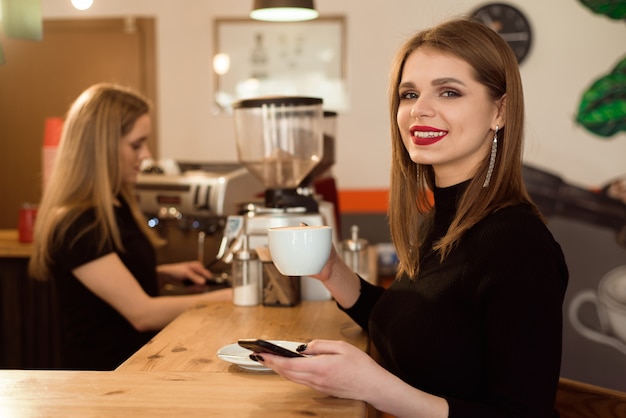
top-left (250, 0), bottom-right (319, 22)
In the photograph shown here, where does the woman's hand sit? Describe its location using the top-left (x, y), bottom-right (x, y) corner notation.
top-left (310, 246), bottom-right (343, 283)
top-left (157, 261), bottom-right (212, 285)
top-left (255, 339), bottom-right (449, 417)
top-left (254, 339), bottom-right (383, 401)
top-left (310, 247), bottom-right (362, 309)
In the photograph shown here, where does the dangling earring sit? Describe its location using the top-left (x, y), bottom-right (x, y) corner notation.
top-left (483, 125), bottom-right (498, 188)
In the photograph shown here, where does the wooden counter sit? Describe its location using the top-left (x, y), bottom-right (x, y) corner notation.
top-left (1, 225), bottom-right (373, 415)
top-left (2, 300), bottom-right (370, 416)
top-left (0, 229), bottom-right (32, 258)
top-left (0, 369), bottom-right (364, 417)
top-left (119, 300), bottom-right (368, 372)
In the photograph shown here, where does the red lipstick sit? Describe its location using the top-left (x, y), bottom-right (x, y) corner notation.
top-left (409, 126), bottom-right (447, 146)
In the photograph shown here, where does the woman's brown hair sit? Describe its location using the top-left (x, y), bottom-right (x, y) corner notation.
top-left (388, 18), bottom-right (541, 279)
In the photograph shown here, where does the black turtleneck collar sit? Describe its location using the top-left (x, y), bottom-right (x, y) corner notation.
top-left (432, 179), bottom-right (471, 234)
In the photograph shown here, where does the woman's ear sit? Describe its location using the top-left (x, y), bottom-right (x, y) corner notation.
top-left (494, 94), bottom-right (506, 129)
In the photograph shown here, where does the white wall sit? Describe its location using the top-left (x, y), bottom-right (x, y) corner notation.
top-left (41, 0), bottom-right (626, 189)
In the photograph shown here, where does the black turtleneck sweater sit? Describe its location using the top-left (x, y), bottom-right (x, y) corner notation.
top-left (343, 182), bottom-right (568, 417)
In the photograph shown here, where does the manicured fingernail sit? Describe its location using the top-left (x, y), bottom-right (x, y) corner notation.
top-left (296, 344), bottom-right (307, 352)
top-left (256, 354), bottom-right (265, 362)
top-left (249, 354), bottom-right (258, 362)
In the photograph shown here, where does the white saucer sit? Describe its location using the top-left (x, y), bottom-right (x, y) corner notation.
top-left (217, 340), bottom-right (302, 371)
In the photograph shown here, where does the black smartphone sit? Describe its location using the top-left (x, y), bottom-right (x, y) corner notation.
top-left (238, 339), bottom-right (304, 358)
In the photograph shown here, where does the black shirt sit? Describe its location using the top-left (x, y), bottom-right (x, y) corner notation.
top-left (51, 197), bottom-right (158, 370)
top-left (343, 182), bottom-right (569, 417)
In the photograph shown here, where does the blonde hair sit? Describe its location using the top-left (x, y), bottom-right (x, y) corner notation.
top-left (388, 18), bottom-right (542, 279)
top-left (29, 83), bottom-right (161, 280)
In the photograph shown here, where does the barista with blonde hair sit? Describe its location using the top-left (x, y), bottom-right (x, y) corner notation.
top-left (29, 83), bottom-right (231, 370)
top-left (250, 18), bottom-right (568, 417)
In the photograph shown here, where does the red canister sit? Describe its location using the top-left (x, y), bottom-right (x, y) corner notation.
top-left (18, 203), bottom-right (38, 243)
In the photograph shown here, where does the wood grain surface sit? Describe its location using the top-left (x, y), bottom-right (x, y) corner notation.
top-left (1, 300), bottom-right (369, 417)
top-left (118, 300), bottom-right (368, 372)
top-left (555, 377), bottom-right (626, 418)
top-left (0, 369), bottom-right (365, 417)
top-left (0, 230), bottom-right (32, 258)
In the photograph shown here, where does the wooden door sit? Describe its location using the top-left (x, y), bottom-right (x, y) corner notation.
top-left (0, 18), bottom-right (157, 228)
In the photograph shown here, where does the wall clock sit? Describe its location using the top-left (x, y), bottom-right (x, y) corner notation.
top-left (471, 3), bottom-right (533, 64)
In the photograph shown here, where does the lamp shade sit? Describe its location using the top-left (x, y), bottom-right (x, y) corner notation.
top-left (250, 0), bottom-right (319, 22)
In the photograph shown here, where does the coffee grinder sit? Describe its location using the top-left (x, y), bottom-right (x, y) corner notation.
top-left (225, 96), bottom-right (336, 304)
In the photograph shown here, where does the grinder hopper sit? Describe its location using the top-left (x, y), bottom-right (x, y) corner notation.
top-left (232, 96), bottom-right (324, 211)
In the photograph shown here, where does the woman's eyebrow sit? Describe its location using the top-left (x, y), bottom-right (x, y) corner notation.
top-left (431, 77), bottom-right (466, 86)
top-left (398, 77), bottom-right (466, 90)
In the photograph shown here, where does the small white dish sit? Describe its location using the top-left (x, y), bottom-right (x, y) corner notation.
top-left (217, 340), bottom-right (303, 371)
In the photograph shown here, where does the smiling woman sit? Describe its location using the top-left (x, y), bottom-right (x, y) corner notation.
top-left (396, 47), bottom-right (504, 187)
top-left (248, 18), bottom-right (569, 418)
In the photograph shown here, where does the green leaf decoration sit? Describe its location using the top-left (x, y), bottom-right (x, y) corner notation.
top-left (1, 0), bottom-right (43, 40)
top-left (613, 55), bottom-right (626, 75)
top-left (577, 0), bottom-right (626, 19)
top-left (576, 61), bottom-right (626, 137)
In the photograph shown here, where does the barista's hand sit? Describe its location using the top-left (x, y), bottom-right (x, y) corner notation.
top-left (157, 261), bottom-right (212, 285)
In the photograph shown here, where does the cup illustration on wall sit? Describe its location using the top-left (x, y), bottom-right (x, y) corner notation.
top-left (569, 265), bottom-right (626, 355)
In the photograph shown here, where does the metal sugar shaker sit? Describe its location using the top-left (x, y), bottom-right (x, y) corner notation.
top-left (341, 225), bottom-right (369, 281)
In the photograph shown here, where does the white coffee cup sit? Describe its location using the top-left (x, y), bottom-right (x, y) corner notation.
top-left (267, 225), bottom-right (332, 276)
top-left (568, 265), bottom-right (626, 355)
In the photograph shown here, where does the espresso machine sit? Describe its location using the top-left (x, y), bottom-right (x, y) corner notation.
top-left (220, 96), bottom-right (339, 303)
top-left (135, 162), bottom-right (265, 283)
